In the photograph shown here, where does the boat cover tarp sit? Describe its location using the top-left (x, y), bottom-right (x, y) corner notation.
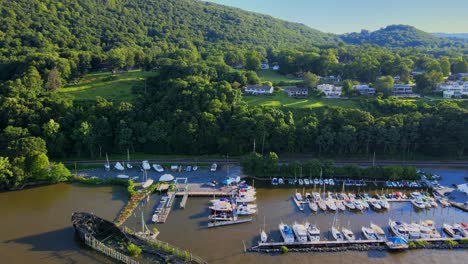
top-left (114, 162), bottom-right (125, 171)
top-left (159, 174), bottom-right (174, 182)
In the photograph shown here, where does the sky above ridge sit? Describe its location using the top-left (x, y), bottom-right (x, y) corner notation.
top-left (205, 0), bottom-right (468, 34)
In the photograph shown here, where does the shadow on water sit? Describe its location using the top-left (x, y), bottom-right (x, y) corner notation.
top-left (3, 227), bottom-right (114, 263)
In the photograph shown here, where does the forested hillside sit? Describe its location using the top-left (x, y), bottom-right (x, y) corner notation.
top-left (341, 25), bottom-right (466, 48)
top-left (0, 0), bottom-right (338, 81)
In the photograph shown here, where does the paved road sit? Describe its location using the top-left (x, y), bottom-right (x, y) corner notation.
top-left (62, 158), bottom-right (468, 167)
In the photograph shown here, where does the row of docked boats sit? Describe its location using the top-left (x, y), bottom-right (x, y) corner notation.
top-left (410, 191), bottom-right (450, 209)
top-left (389, 218), bottom-right (467, 240)
top-left (208, 184), bottom-right (257, 224)
top-left (296, 191), bottom-right (392, 212)
top-left (265, 222), bottom-right (386, 244)
top-left (272, 177), bottom-right (336, 186)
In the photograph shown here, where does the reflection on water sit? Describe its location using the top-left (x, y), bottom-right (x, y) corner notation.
top-left (0, 183), bottom-right (127, 264)
top-left (127, 177), bottom-right (468, 264)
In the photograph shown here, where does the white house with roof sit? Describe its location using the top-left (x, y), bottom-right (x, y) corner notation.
top-left (317, 84), bottom-right (342, 98)
top-left (392, 84), bottom-right (419, 97)
top-left (272, 65), bottom-right (280, 71)
top-left (353, 84), bottom-right (376, 96)
top-left (260, 63), bottom-right (269, 70)
top-left (244, 85), bottom-right (274, 95)
top-left (439, 81), bottom-right (468, 98)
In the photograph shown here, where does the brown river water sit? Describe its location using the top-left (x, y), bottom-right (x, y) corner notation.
top-left (0, 168), bottom-right (467, 264)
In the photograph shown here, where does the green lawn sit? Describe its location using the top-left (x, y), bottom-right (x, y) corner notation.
top-left (243, 90), bottom-right (360, 109)
top-left (59, 70), bottom-right (158, 101)
top-left (257, 69), bottom-right (301, 84)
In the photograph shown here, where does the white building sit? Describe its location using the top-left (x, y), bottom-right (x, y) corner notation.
top-left (244, 85), bottom-right (274, 95)
top-left (392, 84), bottom-right (419, 98)
top-left (439, 81), bottom-right (468, 98)
top-left (260, 63), bottom-right (270, 70)
top-left (317, 84), bottom-right (342, 98)
top-left (353, 84), bottom-right (376, 96)
top-left (272, 65), bottom-right (280, 71)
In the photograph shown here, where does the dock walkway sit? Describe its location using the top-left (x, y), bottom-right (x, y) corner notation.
top-left (155, 192), bottom-right (175, 223)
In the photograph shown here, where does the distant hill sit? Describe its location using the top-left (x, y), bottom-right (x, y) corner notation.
top-left (433, 33), bottom-right (468, 41)
top-left (340, 25), bottom-right (466, 48)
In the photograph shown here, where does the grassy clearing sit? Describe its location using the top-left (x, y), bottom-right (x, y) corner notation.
top-left (257, 69), bottom-right (301, 84)
top-left (59, 70), bottom-right (158, 101)
top-left (243, 90), bottom-right (360, 109)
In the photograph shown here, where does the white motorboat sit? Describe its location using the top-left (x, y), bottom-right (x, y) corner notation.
top-left (208, 213), bottom-right (233, 221)
top-left (389, 219), bottom-right (410, 240)
top-left (292, 222), bottom-right (308, 242)
top-left (116, 174), bottom-right (129, 179)
top-left (142, 160), bottom-right (151, 170)
top-left (342, 227), bottom-right (355, 241)
top-left (279, 223), bottom-right (295, 243)
top-left (236, 193), bottom-right (256, 203)
top-left (328, 179), bottom-right (335, 186)
top-left (210, 163), bottom-right (217, 172)
top-left (114, 162), bottom-right (125, 171)
top-left (304, 178), bottom-right (310, 185)
top-left (152, 164), bottom-right (164, 172)
top-left (236, 203), bottom-right (257, 215)
top-left (370, 223), bottom-right (386, 240)
top-left (308, 201), bottom-right (318, 212)
top-left (312, 192), bottom-right (321, 201)
top-left (272, 177), bottom-right (278, 185)
top-left (317, 200), bottom-right (327, 211)
top-left (411, 199), bottom-right (426, 209)
top-left (379, 198), bottom-right (390, 209)
top-left (313, 178), bottom-right (319, 185)
top-left (362, 226), bottom-right (378, 240)
top-left (331, 226), bottom-right (344, 241)
top-left (341, 193), bottom-right (349, 200)
top-left (278, 178), bottom-right (284, 184)
top-left (369, 199), bottom-right (382, 210)
top-left (295, 192), bottom-right (303, 201)
top-left (306, 223), bottom-right (320, 241)
top-left (209, 202), bottom-right (233, 212)
top-left (443, 223), bottom-right (466, 238)
top-left (416, 220), bottom-right (441, 239)
top-left (305, 193), bottom-right (312, 201)
top-left (324, 179), bottom-right (329, 185)
top-left (192, 165), bottom-right (198, 171)
top-left (438, 198), bottom-right (451, 207)
top-left (343, 200), bottom-right (355, 210)
top-left (142, 179), bottom-right (154, 188)
top-left (354, 200), bottom-right (364, 210)
top-left (410, 192), bottom-right (422, 199)
top-left (319, 179), bottom-right (323, 185)
top-left (210, 197), bottom-right (230, 204)
top-left (335, 200), bottom-right (346, 211)
top-left (325, 199), bottom-right (337, 211)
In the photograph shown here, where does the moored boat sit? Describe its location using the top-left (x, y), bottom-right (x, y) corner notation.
top-left (362, 226), bottom-right (378, 240)
top-left (271, 177), bottom-right (278, 185)
top-left (306, 223), bottom-right (321, 241)
top-left (443, 223), bottom-right (466, 238)
top-left (279, 223), bottom-right (295, 243)
top-left (354, 200), bottom-right (364, 210)
top-left (389, 219), bottom-right (410, 240)
top-left (343, 200), bottom-right (355, 210)
top-left (371, 223), bottom-right (386, 240)
top-left (292, 222), bottom-right (308, 242)
top-left (295, 192), bottom-right (303, 201)
top-left (386, 237), bottom-right (409, 250)
top-left (308, 201), bottom-right (318, 212)
top-left (369, 199), bottom-right (381, 210)
top-left (325, 199), bottom-right (337, 211)
top-left (331, 226), bottom-right (344, 241)
top-left (335, 200), bottom-right (346, 211)
top-left (342, 227), bottom-right (355, 241)
top-left (411, 199), bottom-right (426, 209)
top-left (278, 178), bottom-right (284, 184)
top-left (318, 200), bottom-right (327, 211)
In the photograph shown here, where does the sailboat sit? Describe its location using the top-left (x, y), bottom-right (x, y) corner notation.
top-left (260, 216), bottom-right (268, 243)
top-left (104, 153), bottom-right (110, 171)
top-left (342, 227), bottom-right (355, 241)
top-left (126, 149), bottom-right (133, 169)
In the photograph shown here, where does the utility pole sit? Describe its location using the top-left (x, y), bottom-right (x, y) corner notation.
top-left (372, 151), bottom-right (376, 167)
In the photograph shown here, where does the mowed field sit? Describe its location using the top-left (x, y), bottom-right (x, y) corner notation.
top-left (59, 70), bottom-right (158, 101)
top-left (243, 91), bottom-right (360, 109)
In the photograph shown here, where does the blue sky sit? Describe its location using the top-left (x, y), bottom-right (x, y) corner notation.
top-left (205, 0), bottom-right (468, 34)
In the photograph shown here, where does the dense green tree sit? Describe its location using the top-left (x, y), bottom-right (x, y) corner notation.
top-left (374, 76), bottom-right (394, 94)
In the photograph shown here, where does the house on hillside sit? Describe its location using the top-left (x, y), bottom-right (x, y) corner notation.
top-left (260, 63), bottom-right (270, 70)
top-left (319, 75), bottom-right (341, 83)
top-left (353, 84), bottom-right (376, 96)
top-left (439, 81), bottom-right (468, 98)
top-left (392, 84), bottom-right (419, 98)
top-left (286, 87), bottom-right (308, 98)
top-left (272, 65), bottom-right (280, 71)
top-left (411, 69), bottom-right (425, 76)
top-left (317, 84), bottom-right (342, 98)
top-left (393, 76), bottom-right (401, 81)
top-left (244, 85), bottom-right (274, 95)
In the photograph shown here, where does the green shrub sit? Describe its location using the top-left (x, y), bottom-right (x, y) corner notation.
top-left (409, 241), bottom-right (416, 249)
top-left (281, 245), bottom-right (288, 254)
top-left (460, 238), bottom-right (468, 245)
top-left (127, 243), bottom-right (142, 257)
top-left (445, 240), bottom-right (458, 247)
top-left (415, 240), bottom-right (428, 248)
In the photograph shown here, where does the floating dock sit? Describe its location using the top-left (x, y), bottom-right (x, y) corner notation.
top-left (154, 192), bottom-right (175, 223)
top-left (207, 217), bottom-right (253, 228)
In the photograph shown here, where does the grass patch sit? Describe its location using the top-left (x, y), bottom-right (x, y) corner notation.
top-left (257, 69), bottom-right (298, 83)
top-left (59, 70), bottom-right (158, 101)
top-left (243, 90), bottom-right (360, 109)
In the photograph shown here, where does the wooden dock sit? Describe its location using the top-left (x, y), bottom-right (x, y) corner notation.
top-left (174, 191), bottom-right (232, 197)
top-left (155, 192), bottom-right (175, 223)
top-left (207, 217), bottom-right (253, 228)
